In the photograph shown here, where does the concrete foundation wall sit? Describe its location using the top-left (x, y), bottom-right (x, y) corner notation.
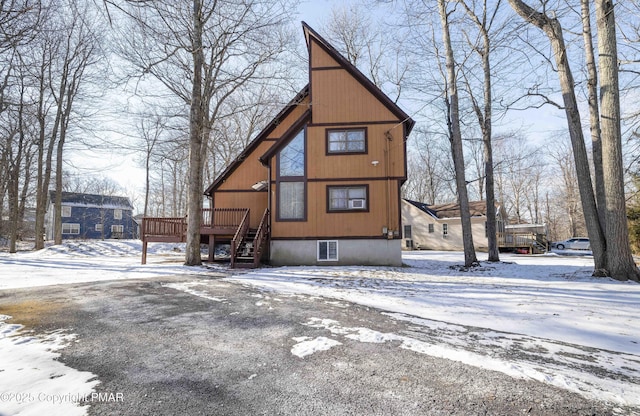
top-left (269, 239), bottom-right (402, 266)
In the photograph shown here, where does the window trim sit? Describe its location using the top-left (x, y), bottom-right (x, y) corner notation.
top-left (276, 126), bottom-right (307, 222)
top-left (326, 185), bottom-right (369, 213)
top-left (428, 223), bottom-right (434, 233)
top-left (95, 224), bottom-right (103, 232)
top-left (325, 127), bottom-right (367, 155)
top-left (403, 225), bottom-right (412, 239)
top-left (62, 223), bottom-right (80, 235)
top-left (442, 223), bottom-right (449, 238)
top-left (276, 181), bottom-right (307, 222)
top-left (113, 209), bottom-right (123, 220)
top-left (61, 205), bottom-right (71, 217)
top-left (111, 224), bottom-right (124, 233)
top-left (317, 240), bottom-right (338, 261)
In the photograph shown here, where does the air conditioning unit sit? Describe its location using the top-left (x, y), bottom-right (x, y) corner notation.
top-left (349, 199), bottom-right (365, 209)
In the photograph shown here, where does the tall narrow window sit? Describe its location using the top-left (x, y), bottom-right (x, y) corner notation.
top-left (403, 225), bottom-right (412, 239)
top-left (279, 129), bottom-right (305, 177)
top-left (277, 129), bottom-right (306, 221)
top-left (443, 223), bottom-right (448, 238)
top-left (428, 224), bottom-right (434, 233)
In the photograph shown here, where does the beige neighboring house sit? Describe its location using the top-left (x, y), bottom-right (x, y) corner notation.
top-left (401, 199), bottom-right (506, 251)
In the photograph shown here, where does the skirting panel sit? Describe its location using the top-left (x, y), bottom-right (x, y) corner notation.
top-left (269, 239), bottom-right (401, 266)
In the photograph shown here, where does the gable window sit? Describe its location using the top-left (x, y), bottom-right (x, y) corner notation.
top-left (277, 128), bottom-right (306, 221)
top-left (327, 128), bottom-right (366, 154)
top-left (442, 223), bottom-right (448, 238)
top-left (428, 224), bottom-right (434, 233)
top-left (403, 225), bottom-right (412, 239)
top-left (62, 223), bottom-right (80, 234)
top-left (327, 185), bottom-right (368, 212)
top-left (279, 129), bottom-right (305, 177)
top-left (114, 209), bottom-right (122, 220)
top-left (318, 240), bottom-right (338, 261)
top-left (62, 206), bottom-right (71, 217)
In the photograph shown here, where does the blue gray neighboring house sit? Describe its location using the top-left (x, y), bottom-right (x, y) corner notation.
top-left (46, 191), bottom-right (135, 240)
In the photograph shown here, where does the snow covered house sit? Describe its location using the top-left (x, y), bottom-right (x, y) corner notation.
top-left (46, 191), bottom-right (135, 240)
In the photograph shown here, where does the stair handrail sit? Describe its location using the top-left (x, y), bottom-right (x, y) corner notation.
top-left (251, 208), bottom-right (270, 267)
top-left (230, 209), bottom-right (250, 268)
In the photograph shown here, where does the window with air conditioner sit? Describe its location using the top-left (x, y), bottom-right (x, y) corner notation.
top-left (328, 186), bottom-right (368, 212)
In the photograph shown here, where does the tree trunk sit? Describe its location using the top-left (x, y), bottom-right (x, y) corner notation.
top-left (508, 0), bottom-right (607, 273)
top-left (595, 0), bottom-right (640, 281)
top-left (438, 0), bottom-right (478, 267)
top-left (184, 0), bottom-right (205, 266)
top-left (581, 0), bottom-right (606, 231)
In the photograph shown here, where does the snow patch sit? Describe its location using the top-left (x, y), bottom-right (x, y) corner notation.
top-left (0, 316), bottom-right (99, 416)
top-left (291, 336), bottom-right (342, 358)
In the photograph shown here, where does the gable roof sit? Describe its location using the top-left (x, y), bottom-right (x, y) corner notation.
top-left (204, 85), bottom-right (310, 196)
top-left (49, 191), bottom-right (133, 210)
top-left (404, 199), bottom-right (488, 219)
top-left (302, 22), bottom-right (415, 137)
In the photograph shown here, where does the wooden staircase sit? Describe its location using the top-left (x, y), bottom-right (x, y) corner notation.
top-left (230, 208), bottom-right (269, 269)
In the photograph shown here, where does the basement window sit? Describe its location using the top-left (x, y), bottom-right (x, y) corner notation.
top-left (318, 240), bottom-right (338, 261)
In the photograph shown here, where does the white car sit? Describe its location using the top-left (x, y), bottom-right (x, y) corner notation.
top-left (555, 238), bottom-right (590, 250)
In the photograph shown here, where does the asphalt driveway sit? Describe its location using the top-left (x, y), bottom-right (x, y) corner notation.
top-left (0, 273), bottom-right (625, 416)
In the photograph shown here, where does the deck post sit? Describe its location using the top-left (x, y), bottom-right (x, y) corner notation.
top-left (208, 236), bottom-right (215, 262)
top-left (142, 240), bottom-right (147, 265)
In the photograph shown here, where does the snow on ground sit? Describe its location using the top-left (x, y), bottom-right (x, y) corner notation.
top-left (1, 241), bottom-right (639, 410)
top-left (0, 240), bottom-right (217, 290)
top-left (0, 315), bottom-right (100, 416)
top-left (226, 251), bottom-right (640, 408)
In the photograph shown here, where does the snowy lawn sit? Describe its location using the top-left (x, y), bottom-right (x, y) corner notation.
top-left (226, 250), bottom-right (640, 408)
top-left (0, 241), bottom-right (211, 290)
top-left (0, 242), bottom-right (639, 412)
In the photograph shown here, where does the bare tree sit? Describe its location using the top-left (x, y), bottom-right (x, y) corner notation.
top-left (438, 0), bottom-right (478, 267)
top-left (594, 0), bottom-right (640, 281)
top-left (51, 2), bottom-right (101, 245)
top-left (112, 0), bottom-right (298, 266)
top-left (457, 0), bottom-right (504, 261)
top-left (507, 0), bottom-right (607, 274)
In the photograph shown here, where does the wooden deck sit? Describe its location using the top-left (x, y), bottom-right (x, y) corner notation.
top-left (498, 232), bottom-right (548, 254)
top-left (141, 208), bottom-right (248, 264)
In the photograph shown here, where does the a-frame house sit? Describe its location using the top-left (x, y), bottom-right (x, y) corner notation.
top-left (142, 22), bottom-right (414, 267)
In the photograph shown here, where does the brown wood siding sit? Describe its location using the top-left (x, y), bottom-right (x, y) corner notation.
top-left (270, 180), bottom-right (401, 239)
top-left (216, 98), bottom-right (310, 192)
top-left (310, 39), bottom-right (341, 68)
top-left (306, 124), bottom-right (405, 179)
top-left (212, 192), bottom-right (267, 229)
top-left (216, 141), bottom-right (271, 191)
top-left (270, 97), bottom-right (310, 138)
top-left (310, 69), bottom-right (396, 125)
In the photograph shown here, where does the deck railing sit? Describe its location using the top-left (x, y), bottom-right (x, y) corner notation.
top-left (230, 209), bottom-right (251, 268)
top-left (142, 217), bottom-right (187, 239)
top-left (201, 208), bottom-right (248, 228)
top-left (251, 208), bottom-right (270, 267)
